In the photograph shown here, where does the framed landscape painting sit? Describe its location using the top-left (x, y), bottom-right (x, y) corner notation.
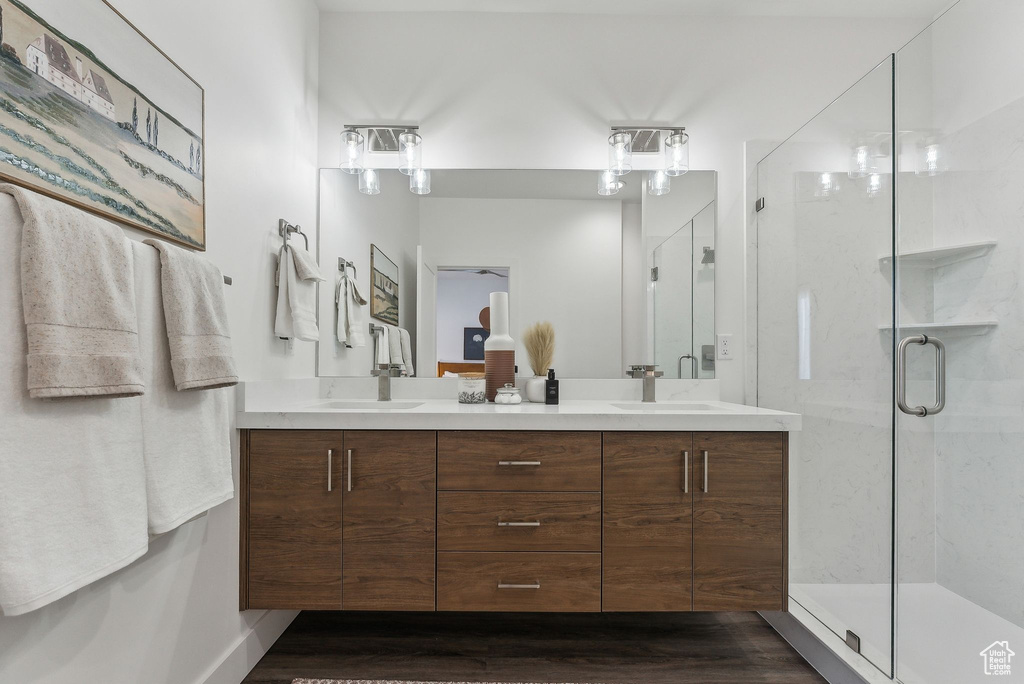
top-left (0, 0), bottom-right (206, 249)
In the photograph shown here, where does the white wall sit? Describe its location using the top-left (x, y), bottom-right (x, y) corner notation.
top-left (318, 169), bottom-right (420, 376)
top-left (317, 10), bottom-right (928, 401)
top-left (435, 270), bottom-right (509, 364)
top-left (420, 197), bottom-right (622, 378)
top-left (0, 0), bottom-right (320, 682)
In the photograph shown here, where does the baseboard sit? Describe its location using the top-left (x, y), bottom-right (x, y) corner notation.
top-left (199, 609), bottom-right (299, 684)
top-left (761, 607), bottom-right (888, 684)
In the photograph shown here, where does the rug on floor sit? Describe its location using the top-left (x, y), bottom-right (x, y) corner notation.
top-left (293, 680), bottom-right (589, 684)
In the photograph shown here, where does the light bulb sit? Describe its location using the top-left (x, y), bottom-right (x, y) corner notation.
top-left (664, 131), bottom-right (689, 176)
top-left (867, 173), bottom-right (882, 198)
top-left (849, 145), bottom-right (871, 178)
top-left (340, 130), bottom-right (364, 174)
top-left (359, 168), bottom-right (380, 195)
top-left (398, 132), bottom-right (422, 175)
top-left (608, 132), bottom-right (632, 176)
top-left (598, 169), bottom-right (624, 196)
top-left (648, 170), bottom-right (671, 196)
top-left (410, 168), bottom-right (431, 195)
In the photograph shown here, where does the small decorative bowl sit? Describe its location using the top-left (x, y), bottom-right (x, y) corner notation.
top-left (495, 383), bottom-right (523, 405)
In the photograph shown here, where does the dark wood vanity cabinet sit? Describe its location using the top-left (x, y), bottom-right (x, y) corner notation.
top-left (241, 428), bottom-right (787, 613)
top-left (244, 430), bottom-right (343, 609)
top-left (692, 432), bottom-right (787, 611)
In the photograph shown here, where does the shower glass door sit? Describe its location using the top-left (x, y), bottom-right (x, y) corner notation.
top-left (756, 56), bottom-right (895, 676)
top-left (894, 2), bottom-right (1024, 682)
top-left (652, 219), bottom-right (695, 378)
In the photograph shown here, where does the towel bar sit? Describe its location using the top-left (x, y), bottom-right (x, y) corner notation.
top-left (338, 257), bottom-right (357, 280)
top-left (278, 219), bottom-right (308, 251)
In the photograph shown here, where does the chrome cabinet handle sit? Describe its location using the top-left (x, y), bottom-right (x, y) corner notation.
top-left (497, 460), bottom-right (541, 467)
top-left (497, 520), bottom-right (541, 527)
top-left (702, 450), bottom-right (709, 493)
top-left (897, 335), bottom-right (946, 417)
top-left (327, 449), bottom-right (333, 492)
top-left (682, 450), bottom-right (689, 493)
top-left (347, 449), bottom-right (353, 491)
top-left (497, 581), bottom-right (541, 589)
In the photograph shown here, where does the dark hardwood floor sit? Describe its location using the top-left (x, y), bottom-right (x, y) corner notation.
top-left (242, 611), bottom-right (825, 684)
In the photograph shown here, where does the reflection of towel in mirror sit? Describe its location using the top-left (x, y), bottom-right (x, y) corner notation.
top-left (274, 245), bottom-right (324, 341)
top-left (399, 327), bottom-right (415, 377)
top-left (335, 274), bottom-right (367, 348)
top-left (385, 324), bottom-right (404, 371)
top-left (374, 324), bottom-right (390, 367)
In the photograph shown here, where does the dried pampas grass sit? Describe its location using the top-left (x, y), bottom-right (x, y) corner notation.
top-left (523, 321), bottom-right (555, 377)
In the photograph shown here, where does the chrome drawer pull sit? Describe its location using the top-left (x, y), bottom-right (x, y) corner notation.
top-left (347, 449), bottom-right (353, 492)
top-left (682, 450), bottom-right (689, 493)
top-left (497, 520), bottom-right (541, 527)
top-left (497, 460), bottom-right (541, 466)
top-left (327, 449), bottom-right (333, 492)
top-left (702, 450), bottom-right (709, 493)
top-left (497, 581), bottom-right (541, 589)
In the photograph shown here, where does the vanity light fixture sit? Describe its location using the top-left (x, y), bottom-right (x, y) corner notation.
top-left (598, 170), bottom-right (625, 196)
top-left (410, 168), bottom-right (431, 195)
top-left (664, 130), bottom-right (689, 176)
top-left (340, 129), bottom-right (365, 174)
top-left (916, 136), bottom-right (947, 176)
top-left (359, 168), bottom-right (380, 195)
top-left (867, 173), bottom-right (882, 198)
top-left (398, 132), bottom-right (423, 176)
top-left (608, 132), bottom-right (632, 176)
top-left (648, 169), bottom-right (671, 196)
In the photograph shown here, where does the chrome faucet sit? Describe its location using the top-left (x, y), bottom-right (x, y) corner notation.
top-left (371, 363), bottom-right (403, 401)
top-left (627, 364), bottom-right (664, 403)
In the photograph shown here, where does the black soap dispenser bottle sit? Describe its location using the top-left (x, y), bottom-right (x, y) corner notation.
top-left (545, 368), bottom-right (559, 405)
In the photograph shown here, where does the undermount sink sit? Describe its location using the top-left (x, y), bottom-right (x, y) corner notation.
top-left (320, 401), bottom-right (424, 410)
top-left (612, 402), bottom-right (720, 411)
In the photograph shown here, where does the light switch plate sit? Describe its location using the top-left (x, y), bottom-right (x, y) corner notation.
top-left (716, 334), bottom-right (734, 360)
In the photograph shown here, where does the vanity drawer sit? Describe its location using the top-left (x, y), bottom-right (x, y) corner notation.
top-left (437, 492), bottom-right (601, 552)
top-left (437, 431), bottom-right (601, 491)
top-left (436, 552), bottom-right (601, 612)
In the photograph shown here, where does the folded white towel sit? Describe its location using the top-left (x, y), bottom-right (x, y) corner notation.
top-left (274, 246), bottom-right (320, 341)
top-left (2, 184), bottom-right (143, 398)
top-left (0, 194), bottom-right (149, 616)
top-left (399, 327), bottom-right (415, 377)
top-left (142, 239), bottom-right (238, 391)
top-left (135, 243), bottom-right (234, 535)
top-left (374, 324), bottom-right (390, 367)
top-left (336, 274), bottom-right (367, 348)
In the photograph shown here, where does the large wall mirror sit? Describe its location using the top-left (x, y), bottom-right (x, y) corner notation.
top-left (317, 169), bottom-right (716, 379)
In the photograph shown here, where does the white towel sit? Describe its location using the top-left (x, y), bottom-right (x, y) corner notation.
top-left (336, 274), bottom-right (367, 348)
top-left (274, 246), bottom-right (321, 341)
top-left (1, 184), bottom-right (143, 398)
top-left (374, 324), bottom-right (390, 367)
top-left (135, 243), bottom-right (234, 535)
top-left (0, 194), bottom-right (149, 617)
top-left (142, 239), bottom-right (238, 391)
top-left (399, 327), bottom-right (415, 377)
top-left (385, 324), bottom-right (404, 372)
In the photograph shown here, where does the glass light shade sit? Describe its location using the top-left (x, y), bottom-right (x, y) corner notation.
top-left (398, 132), bottom-right (422, 175)
top-left (816, 172), bottom-right (839, 198)
top-left (664, 131), bottom-right (689, 176)
top-left (359, 168), bottom-right (380, 195)
top-left (340, 130), bottom-right (364, 174)
top-left (866, 173), bottom-right (882, 198)
top-left (608, 132), bottom-right (632, 176)
top-left (597, 169), bottom-right (624, 196)
top-left (648, 169), bottom-right (671, 196)
top-left (849, 144), bottom-right (873, 178)
top-left (915, 139), bottom-right (947, 176)
top-left (410, 168), bottom-right (431, 195)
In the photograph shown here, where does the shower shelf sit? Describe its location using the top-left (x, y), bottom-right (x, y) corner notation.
top-left (878, 321), bottom-right (998, 337)
top-left (879, 240), bottom-right (996, 268)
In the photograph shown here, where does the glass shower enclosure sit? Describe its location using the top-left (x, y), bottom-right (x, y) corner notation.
top-left (756, 1), bottom-right (1024, 681)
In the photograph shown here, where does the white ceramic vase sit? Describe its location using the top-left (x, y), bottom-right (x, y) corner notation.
top-left (524, 376), bottom-right (547, 403)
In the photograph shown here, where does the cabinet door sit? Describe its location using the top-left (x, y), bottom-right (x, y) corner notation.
top-left (603, 432), bottom-right (693, 611)
top-left (246, 430), bottom-right (342, 609)
top-left (693, 432), bottom-right (786, 611)
top-left (343, 431), bottom-right (436, 610)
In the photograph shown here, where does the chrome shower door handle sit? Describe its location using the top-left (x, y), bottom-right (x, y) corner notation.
top-left (327, 449), bottom-right (333, 492)
top-left (897, 335), bottom-right (946, 417)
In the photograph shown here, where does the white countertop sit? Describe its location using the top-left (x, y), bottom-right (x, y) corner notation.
top-left (237, 398), bottom-right (800, 432)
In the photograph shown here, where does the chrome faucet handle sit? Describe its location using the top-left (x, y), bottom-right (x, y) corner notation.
top-left (627, 364), bottom-right (663, 378)
top-left (372, 363), bottom-right (403, 377)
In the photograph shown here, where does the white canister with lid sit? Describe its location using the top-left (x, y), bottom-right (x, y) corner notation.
top-left (458, 372), bottom-right (486, 404)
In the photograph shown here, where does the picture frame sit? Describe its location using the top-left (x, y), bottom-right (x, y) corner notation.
top-left (0, 0), bottom-right (206, 249)
top-left (463, 326), bottom-right (489, 361)
top-left (370, 243), bottom-right (399, 325)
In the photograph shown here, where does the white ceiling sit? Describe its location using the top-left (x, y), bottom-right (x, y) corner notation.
top-left (315, 0), bottom-right (949, 19)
